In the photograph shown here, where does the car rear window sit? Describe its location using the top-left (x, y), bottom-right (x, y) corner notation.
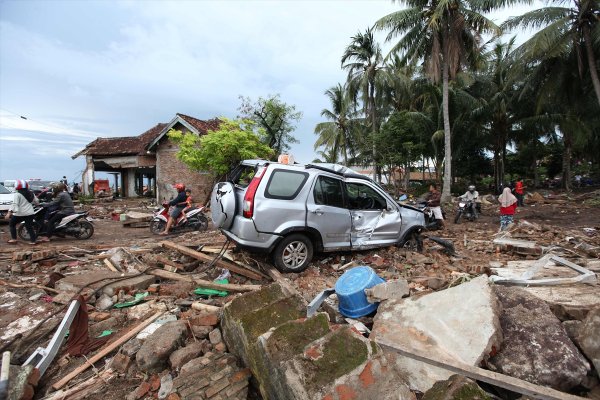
top-left (265, 169), bottom-right (308, 199)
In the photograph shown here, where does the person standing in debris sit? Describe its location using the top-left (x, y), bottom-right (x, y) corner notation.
top-left (425, 183), bottom-right (445, 229)
top-left (499, 187), bottom-right (518, 231)
top-left (5, 180), bottom-right (38, 245)
top-left (38, 183), bottom-right (75, 242)
top-left (160, 183), bottom-right (187, 235)
top-left (514, 178), bottom-right (525, 207)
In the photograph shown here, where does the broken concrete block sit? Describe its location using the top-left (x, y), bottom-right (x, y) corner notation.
top-left (169, 340), bottom-right (209, 370)
top-left (371, 275), bottom-right (502, 392)
top-left (136, 320), bottom-right (188, 372)
top-left (578, 307), bottom-right (600, 378)
top-left (492, 237), bottom-right (542, 256)
top-left (55, 271), bottom-right (155, 296)
top-left (364, 279), bottom-right (409, 303)
top-left (209, 328), bottom-right (222, 344)
top-left (422, 375), bottom-right (491, 400)
top-left (96, 293), bottom-right (114, 311)
top-left (7, 364), bottom-right (35, 400)
top-left (111, 353), bottom-right (133, 374)
top-left (489, 286), bottom-right (590, 391)
top-left (191, 325), bottom-right (212, 339)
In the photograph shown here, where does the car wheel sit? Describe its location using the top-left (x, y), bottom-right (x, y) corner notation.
top-left (150, 220), bottom-right (166, 234)
top-left (401, 231), bottom-right (423, 252)
top-left (273, 234), bottom-right (313, 273)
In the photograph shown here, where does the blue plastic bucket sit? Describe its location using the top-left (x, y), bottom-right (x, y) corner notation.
top-left (334, 266), bottom-right (385, 318)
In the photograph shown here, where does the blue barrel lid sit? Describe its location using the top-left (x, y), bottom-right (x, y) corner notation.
top-left (335, 266), bottom-right (380, 295)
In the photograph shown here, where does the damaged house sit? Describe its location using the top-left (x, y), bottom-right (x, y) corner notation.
top-left (73, 113), bottom-right (220, 202)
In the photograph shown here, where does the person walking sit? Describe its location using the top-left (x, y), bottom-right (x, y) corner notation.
top-left (5, 180), bottom-right (38, 245)
top-left (499, 187), bottom-right (518, 231)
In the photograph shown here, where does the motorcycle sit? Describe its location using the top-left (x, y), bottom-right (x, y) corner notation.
top-left (454, 199), bottom-right (477, 224)
top-left (150, 203), bottom-right (209, 234)
top-left (417, 201), bottom-right (445, 230)
top-left (18, 206), bottom-right (94, 241)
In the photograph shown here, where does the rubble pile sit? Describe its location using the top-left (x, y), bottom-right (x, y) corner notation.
top-left (0, 199), bottom-right (598, 400)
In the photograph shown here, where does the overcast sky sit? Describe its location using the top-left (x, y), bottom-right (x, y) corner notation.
top-left (0, 0), bottom-right (536, 184)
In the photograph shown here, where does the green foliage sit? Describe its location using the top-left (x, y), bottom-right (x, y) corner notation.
top-left (238, 94), bottom-right (302, 156)
top-left (168, 118), bottom-right (273, 179)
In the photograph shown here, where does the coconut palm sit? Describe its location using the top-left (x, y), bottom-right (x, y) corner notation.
top-left (314, 83), bottom-right (359, 165)
top-left (376, 0), bottom-right (501, 200)
top-left (341, 28), bottom-right (387, 180)
top-left (503, 0), bottom-right (600, 108)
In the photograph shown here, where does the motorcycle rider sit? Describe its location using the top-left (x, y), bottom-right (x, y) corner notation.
top-left (38, 183), bottom-right (75, 242)
top-left (160, 183), bottom-right (188, 235)
top-left (425, 183), bottom-right (445, 229)
top-left (459, 185), bottom-right (481, 218)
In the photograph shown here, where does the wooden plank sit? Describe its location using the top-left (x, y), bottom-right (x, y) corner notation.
top-left (103, 259), bottom-right (119, 272)
top-left (44, 369), bottom-right (114, 400)
top-left (376, 341), bottom-right (585, 400)
top-left (0, 279), bottom-right (60, 294)
top-left (52, 311), bottom-right (163, 390)
top-left (155, 255), bottom-right (185, 271)
top-left (149, 268), bottom-right (260, 293)
top-left (161, 241), bottom-right (266, 281)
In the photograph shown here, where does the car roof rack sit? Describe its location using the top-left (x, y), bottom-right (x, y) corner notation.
top-left (305, 163), bottom-right (370, 181)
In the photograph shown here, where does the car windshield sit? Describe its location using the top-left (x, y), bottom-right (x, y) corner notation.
top-left (0, 184), bottom-right (11, 194)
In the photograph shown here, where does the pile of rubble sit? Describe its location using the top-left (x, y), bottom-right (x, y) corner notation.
top-left (0, 199), bottom-right (598, 400)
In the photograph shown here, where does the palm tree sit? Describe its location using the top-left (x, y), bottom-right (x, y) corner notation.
top-left (376, 0), bottom-right (501, 201)
top-left (341, 28), bottom-right (386, 180)
top-left (503, 0), bottom-right (600, 108)
top-left (314, 83), bottom-right (358, 165)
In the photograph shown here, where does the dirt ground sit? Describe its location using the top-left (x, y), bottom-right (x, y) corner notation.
top-left (0, 191), bottom-right (598, 399)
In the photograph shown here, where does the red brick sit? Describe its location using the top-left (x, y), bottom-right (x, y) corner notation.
top-left (166, 394), bottom-right (181, 400)
top-left (89, 312), bottom-right (111, 321)
top-left (335, 384), bottom-right (357, 400)
top-left (204, 377), bottom-right (229, 398)
top-left (149, 374), bottom-right (161, 391)
top-left (189, 313), bottom-right (219, 327)
top-left (230, 368), bottom-right (251, 383)
top-left (111, 353), bottom-right (132, 374)
top-left (304, 345), bottom-right (322, 360)
top-left (322, 395), bottom-right (334, 400)
top-left (132, 381), bottom-right (151, 399)
top-left (27, 368), bottom-right (41, 387)
top-left (359, 361), bottom-right (375, 388)
top-left (214, 342), bottom-right (227, 352)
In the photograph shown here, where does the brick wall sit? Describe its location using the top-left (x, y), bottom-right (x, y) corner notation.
top-left (156, 137), bottom-right (213, 206)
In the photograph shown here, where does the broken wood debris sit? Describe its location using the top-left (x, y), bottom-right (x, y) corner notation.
top-left (160, 240), bottom-right (268, 281)
top-left (149, 268), bottom-right (261, 292)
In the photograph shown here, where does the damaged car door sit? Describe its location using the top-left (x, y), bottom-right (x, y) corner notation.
top-left (306, 175), bottom-right (352, 250)
top-left (345, 180), bottom-right (402, 249)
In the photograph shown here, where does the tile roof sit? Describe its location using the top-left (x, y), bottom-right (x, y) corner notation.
top-left (176, 113), bottom-right (221, 133)
top-left (72, 123), bottom-right (166, 158)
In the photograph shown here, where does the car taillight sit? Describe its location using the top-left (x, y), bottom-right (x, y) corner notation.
top-left (243, 167), bottom-right (265, 218)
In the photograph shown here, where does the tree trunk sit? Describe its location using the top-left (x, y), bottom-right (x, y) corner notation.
top-left (562, 133), bottom-right (572, 192)
top-left (583, 25), bottom-right (600, 109)
top-left (441, 59), bottom-right (452, 202)
top-left (370, 81), bottom-right (377, 181)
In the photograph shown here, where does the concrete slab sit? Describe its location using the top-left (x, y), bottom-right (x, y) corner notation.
top-left (55, 271), bottom-right (156, 296)
top-left (371, 275), bottom-right (502, 392)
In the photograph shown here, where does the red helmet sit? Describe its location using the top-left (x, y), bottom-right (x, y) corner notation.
top-left (174, 183), bottom-right (185, 192)
top-left (15, 180), bottom-right (29, 190)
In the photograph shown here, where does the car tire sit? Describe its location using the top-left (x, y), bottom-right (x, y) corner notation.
top-left (401, 231), bottom-right (423, 252)
top-left (273, 233), bottom-right (313, 273)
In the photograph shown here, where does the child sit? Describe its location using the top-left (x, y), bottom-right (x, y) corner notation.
top-left (499, 187), bottom-right (517, 231)
top-left (180, 189), bottom-right (193, 223)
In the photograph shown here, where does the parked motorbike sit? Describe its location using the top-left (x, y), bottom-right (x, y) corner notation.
top-left (150, 203), bottom-right (209, 234)
top-left (18, 206), bottom-right (94, 241)
top-left (454, 199), bottom-right (477, 224)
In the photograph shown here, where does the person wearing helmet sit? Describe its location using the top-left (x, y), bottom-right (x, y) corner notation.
top-left (38, 183), bottom-right (75, 242)
top-left (160, 183), bottom-right (188, 235)
top-left (459, 185), bottom-right (481, 218)
top-left (5, 180), bottom-right (38, 245)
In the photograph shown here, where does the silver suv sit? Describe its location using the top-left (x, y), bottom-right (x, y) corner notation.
top-left (211, 160), bottom-right (425, 272)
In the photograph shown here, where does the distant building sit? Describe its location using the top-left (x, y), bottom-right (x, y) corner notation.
top-left (73, 113), bottom-right (220, 202)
